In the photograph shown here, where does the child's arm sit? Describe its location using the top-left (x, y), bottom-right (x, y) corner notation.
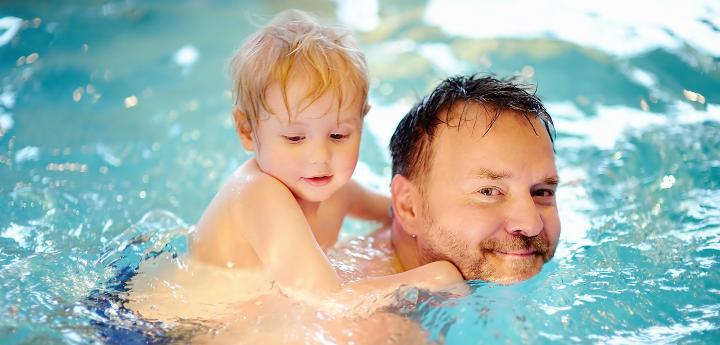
top-left (345, 179), bottom-right (392, 225)
top-left (233, 173), bottom-right (342, 293)
top-left (344, 260), bottom-right (466, 295)
top-left (228, 175), bottom-right (463, 296)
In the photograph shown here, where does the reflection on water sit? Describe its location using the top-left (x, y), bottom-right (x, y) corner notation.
top-left (425, 0), bottom-right (720, 56)
top-left (1, 0), bottom-right (719, 344)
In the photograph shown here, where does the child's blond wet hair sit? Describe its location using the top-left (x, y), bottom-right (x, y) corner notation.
top-left (229, 9), bottom-right (369, 134)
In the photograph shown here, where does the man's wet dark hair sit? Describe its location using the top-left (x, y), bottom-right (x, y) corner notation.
top-left (390, 74), bottom-right (555, 183)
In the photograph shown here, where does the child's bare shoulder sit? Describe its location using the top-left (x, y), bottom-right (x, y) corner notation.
top-left (218, 159), bottom-right (293, 205)
top-left (191, 159), bottom-right (301, 266)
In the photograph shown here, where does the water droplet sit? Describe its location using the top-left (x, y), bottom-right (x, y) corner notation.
top-left (124, 95), bottom-right (138, 108)
top-left (660, 175), bottom-right (675, 189)
top-left (173, 44), bottom-right (199, 68)
top-left (521, 65), bottom-right (535, 78)
top-left (73, 87), bottom-right (83, 102)
top-left (682, 89), bottom-right (706, 104)
top-left (26, 53), bottom-right (39, 64)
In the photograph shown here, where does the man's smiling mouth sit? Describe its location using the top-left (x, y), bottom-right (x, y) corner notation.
top-left (492, 248), bottom-right (537, 257)
top-left (481, 236), bottom-right (549, 259)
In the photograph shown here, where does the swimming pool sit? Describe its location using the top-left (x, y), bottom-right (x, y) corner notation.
top-left (1, 0), bottom-right (719, 343)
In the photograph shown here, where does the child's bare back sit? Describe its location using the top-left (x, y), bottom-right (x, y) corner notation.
top-left (190, 158), bottom-right (348, 268)
top-left (189, 157), bottom-right (388, 286)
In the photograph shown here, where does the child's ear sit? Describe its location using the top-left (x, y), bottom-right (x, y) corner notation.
top-left (362, 104), bottom-right (372, 117)
top-left (390, 174), bottom-right (422, 238)
top-left (233, 108), bottom-right (255, 151)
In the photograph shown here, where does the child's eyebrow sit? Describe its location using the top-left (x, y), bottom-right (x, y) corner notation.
top-left (278, 114), bottom-right (361, 128)
top-left (336, 118), bottom-right (360, 126)
top-left (281, 121), bottom-right (308, 128)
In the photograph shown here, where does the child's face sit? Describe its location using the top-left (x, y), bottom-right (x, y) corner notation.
top-left (249, 79), bottom-right (363, 203)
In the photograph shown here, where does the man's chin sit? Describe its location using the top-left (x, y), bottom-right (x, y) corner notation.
top-left (463, 256), bottom-right (545, 284)
top-left (482, 269), bottom-right (541, 285)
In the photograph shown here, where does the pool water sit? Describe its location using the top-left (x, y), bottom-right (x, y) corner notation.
top-left (1, 0), bottom-right (719, 344)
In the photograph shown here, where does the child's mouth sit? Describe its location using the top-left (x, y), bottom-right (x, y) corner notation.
top-left (303, 175), bottom-right (332, 186)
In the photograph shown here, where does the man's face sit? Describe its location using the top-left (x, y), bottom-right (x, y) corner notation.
top-left (415, 105), bottom-right (560, 284)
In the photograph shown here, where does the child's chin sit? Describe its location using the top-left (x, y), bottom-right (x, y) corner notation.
top-left (294, 188), bottom-right (337, 203)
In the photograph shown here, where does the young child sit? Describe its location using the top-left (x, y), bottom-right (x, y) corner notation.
top-left (189, 9), bottom-right (461, 295)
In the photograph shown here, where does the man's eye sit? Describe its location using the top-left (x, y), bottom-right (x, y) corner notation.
top-left (533, 189), bottom-right (555, 197)
top-left (477, 187), bottom-right (501, 196)
top-left (283, 135), bottom-right (304, 142)
top-left (330, 133), bottom-right (347, 140)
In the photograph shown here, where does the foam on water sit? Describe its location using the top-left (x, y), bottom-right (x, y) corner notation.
top-left (424, 0), bottom-right (720, 56)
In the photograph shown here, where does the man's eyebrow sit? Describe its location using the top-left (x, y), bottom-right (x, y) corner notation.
top-left (544, 176), bottom-right (560, 185)
top-left (473, 169), bottom-right (560, 185)
top-left (474, 168), bottom-right (511, 180)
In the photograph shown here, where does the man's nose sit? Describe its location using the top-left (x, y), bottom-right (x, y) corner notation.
top-left (505, 195), bottom-right (543, 237)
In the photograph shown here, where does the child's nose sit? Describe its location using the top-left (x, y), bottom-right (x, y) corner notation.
top-left (307, 139), bottom-right (331, 164)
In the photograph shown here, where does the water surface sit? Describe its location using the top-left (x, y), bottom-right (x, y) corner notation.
top-left (1, 1), bottom-right (719, 344)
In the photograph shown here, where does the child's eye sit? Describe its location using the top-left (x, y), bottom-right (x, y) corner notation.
top-left (283, 135), bottom-right (305, 143)
top-left (330, 133), bottom-right (348, 140)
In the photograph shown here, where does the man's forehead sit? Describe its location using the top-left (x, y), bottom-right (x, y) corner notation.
top-left (429, 106), bottom-right (556, 177)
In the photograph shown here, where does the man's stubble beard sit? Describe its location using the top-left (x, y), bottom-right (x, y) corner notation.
top-left (416, 201), bottom-right (556, 282)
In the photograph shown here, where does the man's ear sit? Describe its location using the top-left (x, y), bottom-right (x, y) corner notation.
top-left (391, 174), bottom-right (422, 237)
top-left (233, 107), bottom-right (255, 151)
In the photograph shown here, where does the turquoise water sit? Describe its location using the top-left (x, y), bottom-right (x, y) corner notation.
top-left (1, 1), bottom-right (719, 344)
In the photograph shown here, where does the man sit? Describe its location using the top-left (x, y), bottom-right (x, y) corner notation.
top-left (380, 74), bottom-right (561, 284)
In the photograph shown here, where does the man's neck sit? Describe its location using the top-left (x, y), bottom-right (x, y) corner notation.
top-left (390, 219), bottom-right (421, 271)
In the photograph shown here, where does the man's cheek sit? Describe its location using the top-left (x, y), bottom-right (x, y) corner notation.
top-left (453, 212), bottom-right (500, 243)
